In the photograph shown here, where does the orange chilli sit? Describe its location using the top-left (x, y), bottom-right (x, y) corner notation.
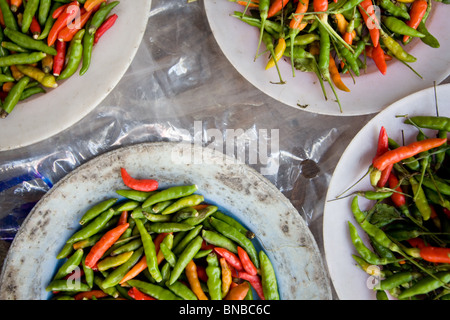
top-left (84, 223), bottom-right (129, 268)
top-left (373, 138), bottom-right (447, 172)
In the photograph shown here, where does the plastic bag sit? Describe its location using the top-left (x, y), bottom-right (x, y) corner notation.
top-left (0, 0), bottom-right (372, 251)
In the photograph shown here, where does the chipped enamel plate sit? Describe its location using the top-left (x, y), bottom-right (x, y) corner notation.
top-left (0, 142), bottom-right (331, 300)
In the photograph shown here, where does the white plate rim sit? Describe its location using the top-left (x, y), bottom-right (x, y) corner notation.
top-left (0, 0), bottom-right (152, 151)
top-left (204, 0), bottom-right (450, 116)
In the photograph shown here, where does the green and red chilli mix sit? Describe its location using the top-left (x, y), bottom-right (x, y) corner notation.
top-left (343, 115), bottom-right (450, 300)
top-left (231, 0), bottom-right (447, 112)
top-left (46, 168), bottom-right (280, 300)
top-left (0, 0), bottom-right (119, 119)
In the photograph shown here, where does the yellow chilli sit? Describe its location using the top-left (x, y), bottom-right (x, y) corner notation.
top-left (265, 38), bottom-right (286, 70)
top-left (334, 13), bottom-right (348, 35)
top-left (16, 64), bottom-right (58, 88)
top-left (334, 13), bottom-right (356, 39)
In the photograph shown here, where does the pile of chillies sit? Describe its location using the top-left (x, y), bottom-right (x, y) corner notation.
top-left (231, 0), bottom-right (447, 112)
top-left (0, 0), bottom-right (119, 119)
top-left (46, 168), bottom-right (280, 300)
top-left (344, 115), bottom-right (450, 300)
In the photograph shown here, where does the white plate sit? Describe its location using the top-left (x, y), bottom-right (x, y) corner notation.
top-left (0, 142), bottom-right (332, 300)
top-left (204, 1), bottom-right (450, 116)
top-left (323, 83), bottom-right (450, 300)
top-left (0, 0), bottom-right (152, 151)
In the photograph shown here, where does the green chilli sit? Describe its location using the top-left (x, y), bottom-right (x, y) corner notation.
top-left (97, 251), bottom-right (134, 272)
top-left (102, 246), bottom-right (144, 288)
top-left (1, 76), bottom-right (30, 117)
top-left (38, 0), bottom-right (52, 25)
top-left (116, 189), bottom-right (156, 202)
top-left (127, 279), bottom-right (182, 300)
top-left (209, 217), bottom-right (259, 268)
top-left (376, 290), bottom-right (389, 300)
top-left (1, 41), bottom-right (29, 53)
top-left (88, 1), bottom-right (120, 34)
top-left (378, 271), bottom-right (422, 291)
top-left (73, 233), bottom-right (104, 251)
top-left (4, 28), bottom-right (57, 55)
top-left (142, 185), bottom-right (198, 209)
top-left (201, 229), bottom-right (238, 254)
top-left (405, 116), bottom-right (450, 132)
top-left (53, 249), bottom-right (84, 280)
top-left (0, 52), bottom-right (46, 68)
top-left (172, 207), bottom-right (198, 222)
top-left (147, 222), bottom-right (195, 234)
top-left (66, 208), bottom-right (115, 244)
top-left (135, 218), bottom-right (162, 282)
top-left (169, 235), bottom-right (203, 285)
top-left (56, 242), bottom-right (74, 260)
top-left (0, 0), bottom-right (18, 31)
top-left (151, 200), bottom-right (175, 213)
top-left (46, 280), bottom-right (90, 292)
top-left (58, 29), bottom-right (85, 80)
top-left (38, 2), bottom-right (64, 40)
top-left (398, 272), bottom-right (450, 299)
top-left (79, 198), bottom-right (118, 225)
top-left (259, 251), bottom-right (279, 300)
top-left (212, 211), bottom-right (253, 238)
top-left (348, 222), bottom-right (400, 265)
top-left (160, 242), bottom-right (177, 267)
top-left (110, 238), bottom-right (142, 256)
top-left (206, 252), bottom-right (222, 300)
top-left (194, 249), bottom-right (212, 259)
top-left (161, 194), bottom-right (205, 215)
top-left (380, 30), bottom-right (416, 63)
top-left (19, 86), bottom-right (46, 101)
top-left (166, 280), bottom-right (198, 300)
top-left (94, 274), bottom-right (120, 298)
top-left (143, 211), bottom-right (172, 223)
top-left (113, 200), bottom-right (140, 212)
top-left (172, 225), bottom-right (203, 255)
top-left (183, 205), bottom-right (218, 226)
top-left (382, 16), bottom-right (424, 38)
top-left (82, 253), bottom-right (94, 288)
top-left (21, 0), bottom-right (40, 33)
top-left (409, 177), bottom-right (432, 221)
top-left (378, 0), bottom-right (409, 19)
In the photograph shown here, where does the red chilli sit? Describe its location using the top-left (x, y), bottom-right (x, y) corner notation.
top-left (236, 271), bottom-right (265, 300)
top-left (373, 126), bottom-right (392, 187)
top-left (128, 287), bottom-right (156, 300)
top-left (214, 247), bottom-right (244, 271)
top-left (94, 14), bottom-right (118, 44)
top-left (387, 172), bottom-right (406, 208)
top-left (373, 138), bottom-right (447, 172)
top-left (53, 39), bottom-right (66, 77)
top-left (120, 168), bottom-right (158, 192)
top-left (371, 44), bottom-right (387, 75)
top-left (48, 1), bottom-right (80, 46)
top-left (30, 16), bottom-right (41, 39)
top-left (117, 211), bottom-right (128, 226)
top-left (57, 8), bottom-right (93, 42)
top-left (237, 246), bottom-right (258, 276)
top-left (420, 247), bottom-right (450, 264)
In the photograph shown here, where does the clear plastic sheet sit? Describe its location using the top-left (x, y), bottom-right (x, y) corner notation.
top-left (3, 0), bottom-right (446, 298)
